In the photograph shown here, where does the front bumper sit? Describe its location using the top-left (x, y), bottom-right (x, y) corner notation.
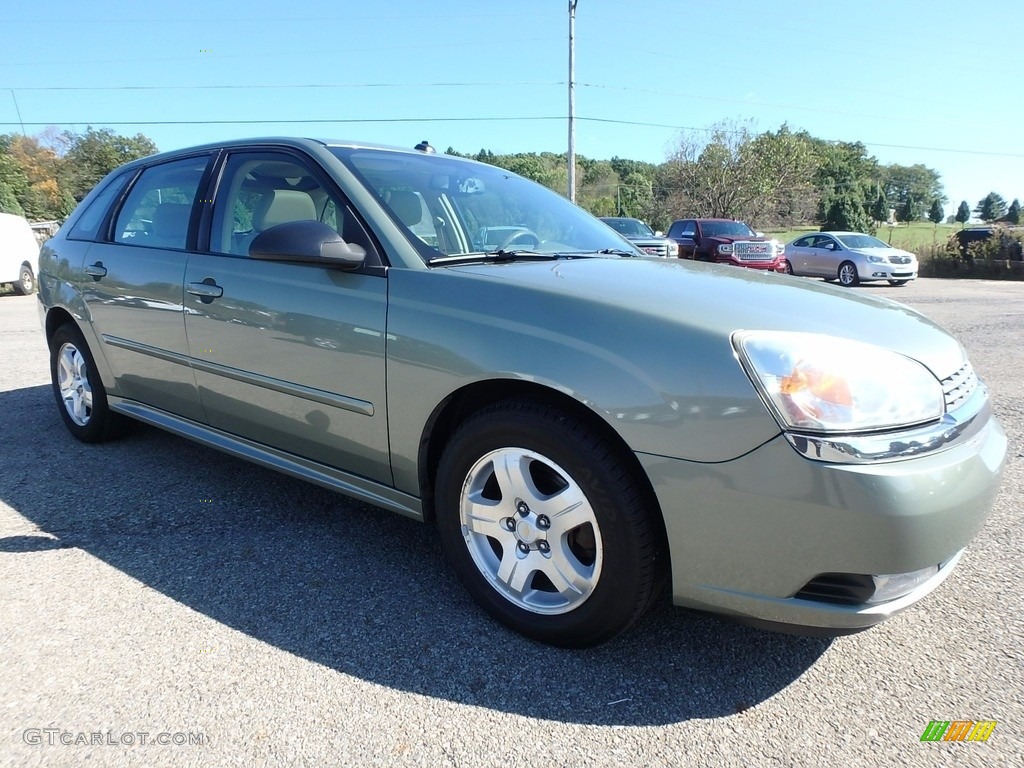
top-left (637, 401), bottom-right (1006, 633)
top-left (715, 256), bottom-right (788, 272)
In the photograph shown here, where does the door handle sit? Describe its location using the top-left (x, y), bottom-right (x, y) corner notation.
top-left (84, 262), bottom-right (107, 279)
top-left (187, 279), bottom-right (224, 302)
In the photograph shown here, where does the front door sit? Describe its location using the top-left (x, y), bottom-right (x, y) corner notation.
top-left (183, 150), bottom-right (391, 484)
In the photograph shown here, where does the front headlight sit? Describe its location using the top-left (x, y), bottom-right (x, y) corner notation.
top-left (718, 243), bottom-right (733, 254)
top-left (666, 240), bottom-right (679, 257)
top-left (733, 331), bottom-right (944, 433)
top-left (867, 254), bottom-right (888, 263)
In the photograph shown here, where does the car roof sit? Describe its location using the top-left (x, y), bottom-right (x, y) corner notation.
top-left (110, 137), bottom-right (462, 171)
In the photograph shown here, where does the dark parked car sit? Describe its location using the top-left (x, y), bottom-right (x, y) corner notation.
top-left (666, 218), bottom-right (786, 271)
top-left (953, 226), bottom-right (1024, 260)
top-left (598, 217), bottom-right (678, 257)
top-left (37, 138), bottom-right (1005, 647)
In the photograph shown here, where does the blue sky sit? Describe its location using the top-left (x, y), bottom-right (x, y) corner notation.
top-left (3, 0), bottom-right (1022, 215)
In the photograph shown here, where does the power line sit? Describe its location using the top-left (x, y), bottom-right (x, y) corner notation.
top-left (1, 114), bottom-right (1021, 160)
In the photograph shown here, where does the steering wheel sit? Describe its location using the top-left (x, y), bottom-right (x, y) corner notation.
top-left (498, 229), bottom-right (541, 250)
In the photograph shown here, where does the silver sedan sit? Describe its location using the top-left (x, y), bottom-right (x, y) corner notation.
top-left (785, 231), bottom-right (918, 287)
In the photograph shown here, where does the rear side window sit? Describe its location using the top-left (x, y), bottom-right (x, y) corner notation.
top-left (66, 172), bottom-right (132, 242)
top-left (114, 156), bottom-right (209, 250)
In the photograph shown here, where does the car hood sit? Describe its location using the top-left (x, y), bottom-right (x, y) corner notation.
top-left (448, 256), bottom-right (963, 378)
top-left (704, 234), bottom-right (772, 244)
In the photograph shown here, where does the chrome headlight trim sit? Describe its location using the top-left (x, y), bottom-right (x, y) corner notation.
top-left (785, 383), bottom-right (991, 463)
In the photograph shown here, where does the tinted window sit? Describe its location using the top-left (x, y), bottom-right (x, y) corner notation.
top-left (67, 171), bottom-right (133, 242)
top-left (114, 156), bottom-right (209, 250)
top-left (700, 221), bottom-right (755, 238)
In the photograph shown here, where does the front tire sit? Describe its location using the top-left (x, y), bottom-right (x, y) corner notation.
top-left (49, 323), bottom-right (129, 443)
top-left (12, 264), bottom-right (35, 295)
top-left (837, 261), bottom-right (859, 287)
top-left (888, 279), bottom-right (909, 286)
top-left (435, 400), bottom-right (665, 647)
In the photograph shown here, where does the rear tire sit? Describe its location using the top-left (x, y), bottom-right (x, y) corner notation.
top-left (12, 264), bottom-right (35, 295)
top-left (49, 323), bottom-right (130, 443)
top-left (435, 400), bottom-right (665, 647)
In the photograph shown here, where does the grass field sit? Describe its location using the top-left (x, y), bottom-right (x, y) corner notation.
top-left (766, 222), bottom-right (961, 252)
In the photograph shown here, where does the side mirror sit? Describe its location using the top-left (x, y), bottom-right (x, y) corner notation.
top-left (654, 230), bottom-right (664, 237)
top-left (249, 220), bottom-right (366, 270)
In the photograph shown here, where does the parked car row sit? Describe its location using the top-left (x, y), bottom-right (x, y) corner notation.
top-left (599, 216), bottom-right (918, 286)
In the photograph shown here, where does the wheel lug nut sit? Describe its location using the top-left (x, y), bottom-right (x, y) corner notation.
top-left (517, 541), bottom-right (530, 554)
top-left (516, 501), bottom-right (530, 516)
top-left (536, 515), bottom-right (551, 530)
top-left (537, 540), bottom-right (550, 553)
top-left (503, 517), bottom-right (516, 532)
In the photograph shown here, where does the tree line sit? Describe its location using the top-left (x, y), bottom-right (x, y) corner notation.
top-left (2, 123), bottom-right (1019, 235)
top-left (0, 128), bottom-right (157, 220)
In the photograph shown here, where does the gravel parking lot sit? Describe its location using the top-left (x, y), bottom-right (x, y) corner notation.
top-left (1, 278), bottom-right (1021, 768)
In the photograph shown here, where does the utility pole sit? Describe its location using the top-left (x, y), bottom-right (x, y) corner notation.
top-left (567, 0), bottom-right (578, 203)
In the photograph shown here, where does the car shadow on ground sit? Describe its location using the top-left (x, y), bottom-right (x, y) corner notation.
top-left (0, 384), bottom-right (831, 726)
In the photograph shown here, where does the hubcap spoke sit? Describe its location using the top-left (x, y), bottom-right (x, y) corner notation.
top-left (544, 485), bottom-right (590, 534)
top-left (543, 541), bottom-right (592, 598)
top-left (496, 549), bottom-right (534, 594)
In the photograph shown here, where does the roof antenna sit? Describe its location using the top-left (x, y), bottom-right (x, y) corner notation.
top-left (414, 140), bottom-right (435, 153)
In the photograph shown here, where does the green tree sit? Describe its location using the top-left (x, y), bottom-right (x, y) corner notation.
top-left (821, 190), bottom-right (869, 232)
top-left (61, 127), bottom-right (158, 202)
top-left (870, 185), bottom-right (888, 225)
top-left (955, 200), bottom-right (971, 228)
top-left (928, 199), bottom-right (944, 226)
top-left (663, 120), bottom-right (817, 224)
top-left (897, 194), bottom-right (922, 224)
top-left (880, 163), bottom-right (944, 212)
top-left (1008, 198), bottom-right (1021, 224)
top-left (974, 192), bottom-right (1007, 222)
top-left (0, 136), bottom-right (29, 215)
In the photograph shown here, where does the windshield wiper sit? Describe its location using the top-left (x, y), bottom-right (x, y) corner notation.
top-left (594, 248), bottom-right (639, 257)
top-left (427, 249), bottom-right (562, 266)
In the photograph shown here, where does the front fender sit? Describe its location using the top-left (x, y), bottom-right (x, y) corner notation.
top-left (385, 267), bottom-right (779, 495)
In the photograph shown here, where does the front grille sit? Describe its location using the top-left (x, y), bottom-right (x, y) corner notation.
top-left (734, 241), bottom-right (777, 261)
top-left (795, 573), bottom-right (875, 605)
top-left (941, 362), bottom-right (978, 412)
top-left (639, 244), bottom-right (667, 257)
top-left (891, 255), bottom-right (912, 264)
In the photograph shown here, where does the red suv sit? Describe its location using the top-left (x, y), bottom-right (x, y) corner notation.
top-left (667, 218), bottom-right (787, 272)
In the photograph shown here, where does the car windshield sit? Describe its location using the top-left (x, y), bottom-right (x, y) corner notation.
top-left (602, 218), bottom-right (653, 237)
top-left (332, 148), bottom-right (639, 262)
top-left (837, 234), bottom-right (890, 249)
top-left (700, 221), bottom-right (755, 237)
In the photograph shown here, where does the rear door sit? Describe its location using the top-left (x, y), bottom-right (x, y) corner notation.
top-left (82, 154), bottom-right (213, 421)
top-left (183, 149), bottom-right (391, 484)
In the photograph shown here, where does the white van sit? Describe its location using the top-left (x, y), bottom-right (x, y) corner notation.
top-left (0, 212), bottom-right (41, 295)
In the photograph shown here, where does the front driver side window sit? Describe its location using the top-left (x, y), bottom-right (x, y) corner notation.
top-left (210, 152), bottom-right (376, 262)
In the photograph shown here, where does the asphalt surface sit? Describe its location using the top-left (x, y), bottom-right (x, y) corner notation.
top-left (1, 278), bottom-right (1021, 768)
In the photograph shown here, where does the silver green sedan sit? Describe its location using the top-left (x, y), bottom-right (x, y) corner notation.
top-left (37, 138), bottom-right (1005, 647)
